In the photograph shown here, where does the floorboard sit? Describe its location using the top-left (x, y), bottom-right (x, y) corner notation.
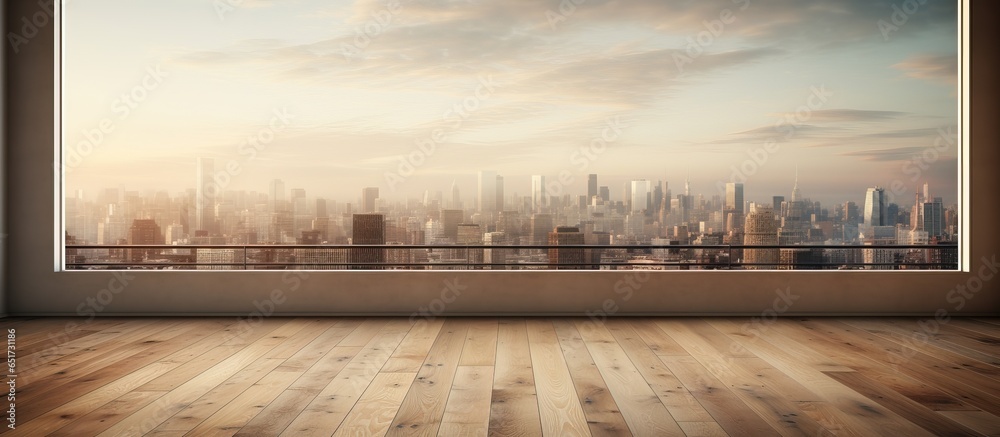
top-left (2, 317), bottom-right (998, 437)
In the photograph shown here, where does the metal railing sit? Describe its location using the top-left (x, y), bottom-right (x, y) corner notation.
top-left (64, 244), bottom-right (959, 270)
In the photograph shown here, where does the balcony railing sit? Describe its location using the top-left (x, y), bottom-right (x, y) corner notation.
top-left (64, 244), bottom-right (959, 270)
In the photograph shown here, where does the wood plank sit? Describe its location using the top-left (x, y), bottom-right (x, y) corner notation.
top-left (839, 319), bottom-right (1000, 387)
top-left (656, 319), bottom-right (756, 358)
top-left (236, 346), bottom-right (363, 436)
top-left (604, 319), bottom-right (715, 422)
top-left (525, 320), bottom-right (589, 436)
top-left (711, 319), bottom-right (937, 437)
top-left (48, 390), bottom-right (166, 437)
top-left (937, 410), bottom-right (1000, 435)
top-left (96, 319), bottom-right (314, 436)
top-left (772, 318), bottom-right (977, 412)
top-left (460, 318), bottom-right (499, 366)
top-left (16, 320), bottom-right (219, 423)
top-left (439, 366), bottom-right (494, 436)
top-left (337, 318), bottom-right (390, 347)
top-left (279, 319), bottom-right (413, 436)
top-left (824, 371), bottom-right (981, 436)
top-left (677, 421), bottom-right (730, 437)
top-left (806, 319), bottom-right (1000, 416)
top-left (575, 319), bottom-right (685, 436)
top-left (380, 318), bottom-right (444, 373)
top-left (489, 319), bottom-right (542, 437)
top-left (386, 319), bottom-right (470, 436)
top-left (627, 317), bottom-right (689, 356)
top-left (552, 320), bottom-right (633, 437)
top-left (333, 372), bottom-right (416, 437)
top-left (150, 357), bottom-right (287, 433)
top-left (660, 355), bottom-right (780, 437)
top-left (708, 318), bottom-right (854, 372)
top-left (17, 319), bottom-right (157, 374)
top-left (274, 319), bottom-right (362, 372)
top-left (185, 370), bottom-right (301, 436)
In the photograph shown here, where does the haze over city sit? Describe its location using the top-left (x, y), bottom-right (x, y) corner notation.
top-left (62, 0), bottom-right (959, 208)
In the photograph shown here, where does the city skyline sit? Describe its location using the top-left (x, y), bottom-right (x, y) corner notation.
top-left (62, 0), bottom-right (960, 208)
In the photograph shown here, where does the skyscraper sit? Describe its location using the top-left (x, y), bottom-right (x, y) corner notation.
top-left (269, 179), bottom-right (285, 212)
top-left (531, 175), bottom-right (546, 212)
top-left (478, 171), bottom-right (497, 213)
top-left (126, 219), bottom-right (164, 263)
top-left (548, 226), bottom-right (585, 270)
top-left (195, 157), bottom-right (215, 233)
top-left (587, 174), bottom-right (598, 202)
top-left (441, 209), bottom-right (464, 242)
top-left (362, 187), bottom-right (379, 213)
top-left (864, 187), bottom-right (887, 226)
top-left (725, 182), bottom-right (744, 232)
top-left (530, 213), bottom-right (554, 245)
top-left (495, 175), bottom-right (504, 212)
top-left (351, 213), bottom-right (385, 269)
top-left (450, 180), bottom-right (461, 209)
top-left (630, 180), bottom-right (650, 214)
top-left (743, 203), bottom-right (778, 269)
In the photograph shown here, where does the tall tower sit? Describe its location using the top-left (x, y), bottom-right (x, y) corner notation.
top-left (351, 213), bottom-right (385, 269)
top-left (725, 182), bottom-right (744, 232)
top-left (743, 203), bottom-right (779, 269)
top-left (495, 175), bottom-right (505, 212)
top-left (450, 180), bottom-right (461, 209)
top-left (630, 180), bottom-right (650, 214)
top-left (195, 157), bottom-right (215, 233)
top-left (863, 187), bottom-right (887, 226)
top-left (548, 226), bottom-right (585, 270)
top-left (362, 187), bottom-right (379, 213)
top-left (791, 166), bottom-right (801, 202)
top-left (531, 175), bottom-right (546, 212)
top-left (269, 179), bottom-right (285, 212)
top-left (478, 171), bottom-right (497, 213)
top-left (587, 174), bottom-right (598, 202)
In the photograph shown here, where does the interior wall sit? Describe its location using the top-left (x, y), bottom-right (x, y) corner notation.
top-left (3, 1), bottom-right (998, 316)
top-left (1, 1), bottom-right (8, 318)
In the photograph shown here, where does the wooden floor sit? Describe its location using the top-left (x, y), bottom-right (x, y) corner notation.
top-left (2, 317), bottom-right (1000, 436)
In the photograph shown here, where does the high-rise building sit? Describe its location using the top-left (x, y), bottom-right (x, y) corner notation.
top-left (478, 171), bottom-right (497, 213)
top-left (496, 175), bottom-right (505, 212)
top-left (743, 203), bottom-right (778, 270)
top-left (587, 174), bottom-right (598, 202)
top-left (531, 175), bottom-right (546, 212)
top-left (362, 187), bottom-right (379, 213)
top-left (351, 213), bottom-right (385, 269)
top-left (548, 226), bottom-right (585, 269)
top-left (450, 180), bottom-right (461, 209)
top-left (195, 157), bottom-right (215, 233)
top-left (441, 209), bottom-right (464, 242)
top-left (269, 179), bottom-right (285, 213)
top-left (484, 231), bottom-right (507, 270)
top-left (530, 213), bottom-right (554, 246)
top-left (630, 180), bottom-right (650, 214)
top-left (725, 182), bottom-right (744, 232)
top-left (864, 187), bottom-right (887, 226)
top-left (126, 219), bottom-right (164, 263)
top-left (772, 196), bottom-right (785, 214)
top-left (457, 223), bottom-right (484, 268)
top-left (922, 198), bottom-right (945, 238)
top-left (599, 186), bottom-right (610, 203)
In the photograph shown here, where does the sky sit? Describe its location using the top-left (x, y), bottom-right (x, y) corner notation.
top-left (62, 0), bottom-right (961, 208)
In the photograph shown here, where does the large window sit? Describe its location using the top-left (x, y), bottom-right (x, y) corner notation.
top-left (60, 0), bottom-right (963, 271)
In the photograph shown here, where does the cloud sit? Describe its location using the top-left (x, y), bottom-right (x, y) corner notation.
top-left (841, 146), bottom-right (927, 162)
top-left (774, 109), bottom-right (908, 123)
top-left (893, 54), bottom-right (958, 85)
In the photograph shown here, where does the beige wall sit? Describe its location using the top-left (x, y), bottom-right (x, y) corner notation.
top-left (4, 1), bottom-right (998, 316)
